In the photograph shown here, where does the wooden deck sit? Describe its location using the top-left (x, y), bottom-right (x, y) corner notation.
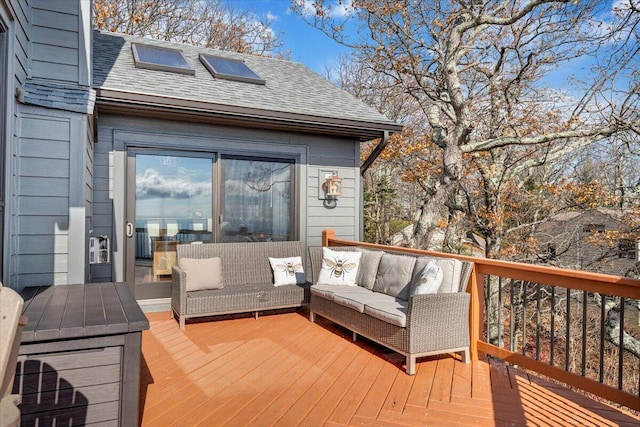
top-left (140, 309), bottom-right (640, 426)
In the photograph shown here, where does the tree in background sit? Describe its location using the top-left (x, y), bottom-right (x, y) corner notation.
top-left (294, 0), bottom-right (640, 257)
top-left (94, 0), bottom-right (284, 56)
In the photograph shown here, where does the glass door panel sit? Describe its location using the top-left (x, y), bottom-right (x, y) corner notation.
top-left (130, 153), bottom-right (213, 299)
top-left (221, 157), bottom-right (293, 242)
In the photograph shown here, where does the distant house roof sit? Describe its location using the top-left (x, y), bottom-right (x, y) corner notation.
top-left (544, 208), bottom-right (632, 224)
top-left (92, 31), bottom-right (402, 141)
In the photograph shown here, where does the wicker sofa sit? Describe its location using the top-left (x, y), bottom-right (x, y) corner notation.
top-left (171, 241), bottom-right (311, 330)
top-left (308, 246), bottom-right (473, 375)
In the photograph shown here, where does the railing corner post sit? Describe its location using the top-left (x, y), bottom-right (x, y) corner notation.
top-left (322, 229), bottom-right (335, 247)
top-left (468, 267), bottom-right (483, 362)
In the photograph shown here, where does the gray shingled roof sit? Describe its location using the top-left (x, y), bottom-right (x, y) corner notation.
top-left (92, 31), bottom-right (401, 137)
top-left (22, 79), bottom-right (95, 114)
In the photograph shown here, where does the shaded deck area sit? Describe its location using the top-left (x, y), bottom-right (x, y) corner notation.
top-left (140, 309), bottom-right (640, 426)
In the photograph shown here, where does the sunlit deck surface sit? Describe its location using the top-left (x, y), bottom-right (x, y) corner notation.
top-left (140, 309), bottom-right (640, 426)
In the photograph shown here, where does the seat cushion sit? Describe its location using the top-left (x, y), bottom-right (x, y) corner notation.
top-left (310, 284), bottom-right (372, 300)
top-left (332, 291), bottom-right (396, 313)
top-left (364, 300), bottom-right (408, 327)
top-left (372, 253), bottom-right (416, 300)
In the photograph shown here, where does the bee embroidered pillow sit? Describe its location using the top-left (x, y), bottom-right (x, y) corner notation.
top-left (317, 247), bottom-right (362, 286)
top-left (269, 256), bottom-right (305, 286)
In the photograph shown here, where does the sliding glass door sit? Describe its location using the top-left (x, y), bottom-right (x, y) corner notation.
top-left (126, 151), bottom-right (296, 299)
top-left (127, 152), bottom-right (214, 299)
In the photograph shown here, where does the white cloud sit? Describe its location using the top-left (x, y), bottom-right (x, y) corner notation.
top-left (136, 168), bottom-right (211, 200)
top-left (266, 11), bottom-right (279, 22)
top-left (295, 0), bottom-right (355, 19)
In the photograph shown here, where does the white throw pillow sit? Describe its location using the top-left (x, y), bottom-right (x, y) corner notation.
top-left (269, 256), bottom-right (305, 286)
top-left (179, 257), bottom-right (224, 292)
top-left (317, 247), bottom-right (362, 286)
top-left (412, 260), bottom-right (443, 295)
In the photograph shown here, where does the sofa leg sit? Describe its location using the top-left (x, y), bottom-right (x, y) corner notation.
top-left (309, 310), bottom-right (316, 322)
top-left (179, 317), bottom-right (185, 331)
top-left (170, 309), bottom-right (174, 319)
top-left (254, 311), bottom-right (259, 320)
top-left (352, 331), bottom-right (357, 342)
top-left (406, 355), bottom-right (416, 375)
top-left (462, 348), bottom-right (470, 364)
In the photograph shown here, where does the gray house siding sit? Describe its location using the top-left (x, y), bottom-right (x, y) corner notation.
top-left (9, 105), bottom-right (88, 288)
top-left (30, 0), bottom-right (90, 85)
top-left (1, 0), bottom-right (93, 288)
top-left (92, 114), bottom-right (360, 283)
top-left (8, 0), bottom-right (29, 88)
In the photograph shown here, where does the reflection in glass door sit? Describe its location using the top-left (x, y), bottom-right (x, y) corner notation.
top-left (221, 157), bottom-right (293, 242)
top-left (128, 153), bottom-right (213, 299)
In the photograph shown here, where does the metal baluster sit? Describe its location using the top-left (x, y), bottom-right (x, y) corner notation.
top-left (582, 290), bottom-right (587, 377)
top-left (510, 277), bottom-right (516, 352)
top-left (566, 288), bottom-right (571, 372)
top-left (522, 281), bottom-right (528, 356)
top-left (486, 275), bottom-right (491, 344)
top-left (599, 293), bottom-right (605, 383)
top-left (536, 283), bottom-right (541, 361)
top-left (550, 286), bottom-right (555, 366)
top-left (498, 276), bottom-right (503, 348)
top-left (618, 297), bottom-right (625, 390)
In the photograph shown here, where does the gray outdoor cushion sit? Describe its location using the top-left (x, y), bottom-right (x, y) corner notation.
top-left (373, 253), bottom-right (416, 300)
top-left (333, 291), bottom-right (396, 313)
top-left (411, 256), bottom-right (463, 293)
top-left (310, 284), bottom-right (371, 300)
top-left (364, 300), bottom-right (408, 327)
top-left (356, 248), bottom-right (384, 290)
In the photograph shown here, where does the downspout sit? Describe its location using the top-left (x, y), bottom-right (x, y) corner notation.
top-left (359, 131), bottom-right (389, 241)
top-left (360, 130), bottom-right (389, 176)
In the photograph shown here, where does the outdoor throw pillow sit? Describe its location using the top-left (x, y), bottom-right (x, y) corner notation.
top-left (179, 257), bottom-right (224, 292)
top-left (411, 256), bottom-right (464, 293)
top-left (412, 260), bottom-right (444, 295)
top-left (269, 256), bottom-right (305, 286)
top-left (317, 247), bottom-right (362, 286)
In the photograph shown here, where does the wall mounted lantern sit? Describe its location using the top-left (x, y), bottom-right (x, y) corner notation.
top-left (321, 172), bottom-right (343, 208)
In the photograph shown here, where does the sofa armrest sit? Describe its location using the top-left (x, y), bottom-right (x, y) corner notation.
top-left (407, 292), bottom-right (470, 351)
top-left (171, 265), bottom-right (187, 315)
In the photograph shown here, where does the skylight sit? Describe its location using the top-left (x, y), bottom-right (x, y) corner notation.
top-left (131, 43), bottom-right (194, 75)
top-left (199, 54), bottom-right (265, 85)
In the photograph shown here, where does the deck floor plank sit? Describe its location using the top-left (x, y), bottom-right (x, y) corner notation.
top-left (193, 321), bottom-right (319, 426)
top-left (137, 310), bottom-right (640, 427)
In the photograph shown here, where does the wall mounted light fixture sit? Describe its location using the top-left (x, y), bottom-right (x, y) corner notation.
top-left (321, 172), bottom-right (343, 208)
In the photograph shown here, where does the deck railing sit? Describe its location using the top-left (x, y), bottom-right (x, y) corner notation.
top-left (321, 229), bottom-right (640, 411)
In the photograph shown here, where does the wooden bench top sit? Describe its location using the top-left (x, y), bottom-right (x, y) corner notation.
top-left (19, 282), bottom-right (149, 343)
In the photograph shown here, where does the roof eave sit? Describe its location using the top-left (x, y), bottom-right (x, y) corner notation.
top-left (95, 88), bottom-right (403, 141)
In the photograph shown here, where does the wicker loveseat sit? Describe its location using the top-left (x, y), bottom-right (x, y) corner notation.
top-left (171, 241), bottom-right (311, 330)
top-left (308, 246), bottom-right (473, 375)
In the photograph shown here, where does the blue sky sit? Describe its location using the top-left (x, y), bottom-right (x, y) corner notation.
top-left (228, 0), bottom-right (634, 93)
top-left (226, 0), bottom-right (353, 72)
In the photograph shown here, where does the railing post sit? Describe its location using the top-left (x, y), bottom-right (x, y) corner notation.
top-left (468, 266), bottom-right (484, 362)
top-left (322, 229), bottom-right (335, 247)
